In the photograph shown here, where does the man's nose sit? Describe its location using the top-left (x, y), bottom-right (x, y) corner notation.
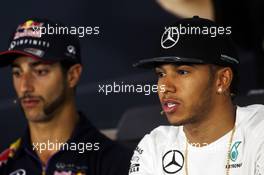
top-left (159, 76), bottom-right (176, 94)
top-left (20, 73), bottom-right (34, 93)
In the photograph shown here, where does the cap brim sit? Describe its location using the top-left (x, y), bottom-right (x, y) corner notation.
top-left (0, 50), bottom-right (45, 67)
top-left (133, 56), bottom-right (205, 68)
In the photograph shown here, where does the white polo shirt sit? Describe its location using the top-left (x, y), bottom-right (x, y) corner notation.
top-left (129, 105), bottom-right (264, 175)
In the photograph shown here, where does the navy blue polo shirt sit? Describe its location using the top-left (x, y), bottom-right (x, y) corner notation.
top-left (0, 112), bottom-right (132, 175)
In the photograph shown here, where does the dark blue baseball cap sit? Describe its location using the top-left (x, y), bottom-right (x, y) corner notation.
top-left (133, 16), bottom-right (239, 69)
top-left (0, 18), bottom-right (81, 67)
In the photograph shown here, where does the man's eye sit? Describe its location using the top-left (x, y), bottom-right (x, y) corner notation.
top-left (155, 71), bottom-right (166, 78)
top-left (35, 69), bottom-right (49, 76)
top-left (12, 70), bottom-right (21, 77)
top-left (177, 70), bottom-right (189, 75)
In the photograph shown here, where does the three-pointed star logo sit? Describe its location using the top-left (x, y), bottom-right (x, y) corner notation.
top-left (10, 169), bottom-right (26, 175)
top-left (161, 27), bottom-right (180, 49)
top-left (162, 150), bottom-right (184, 174)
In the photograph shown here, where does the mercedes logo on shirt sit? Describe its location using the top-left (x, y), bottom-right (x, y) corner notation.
top-left (10, 169), bottom-right (26, 175)
top-left (162, 150), bottom-right (184, 174)
top-left (161, 27), bottom-right (180, 49)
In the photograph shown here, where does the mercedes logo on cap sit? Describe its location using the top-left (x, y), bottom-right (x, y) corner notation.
top-left (161, 27), bottom-right (180, 49)
top-left (162, 150), bottom-right (184, 174)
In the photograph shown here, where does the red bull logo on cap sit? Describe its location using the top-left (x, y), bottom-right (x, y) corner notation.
top-left (17, 20), bottom-right (43, 30)
top-left (14, 20), bottom-right (44, 40)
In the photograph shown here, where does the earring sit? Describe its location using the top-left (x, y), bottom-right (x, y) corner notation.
top-left (217, 88), bottom-right (223, 94)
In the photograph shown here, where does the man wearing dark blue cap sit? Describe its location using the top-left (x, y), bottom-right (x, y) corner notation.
top-left (129, 16), bottom-right (264, 175)
top-left (0, 19), bottom-right (132, 175)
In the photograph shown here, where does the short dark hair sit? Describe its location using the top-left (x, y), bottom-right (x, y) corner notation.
top-left (59, 59), bottom-right (80, 92)
top-left (230, 67), bottom-right (239, 97)
top-left (59, 59), bottom-right (77, 75)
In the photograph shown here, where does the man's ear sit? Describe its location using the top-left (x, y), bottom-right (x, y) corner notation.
top-left (215, 67), bottom-right (233, 94)
top-left (66, 64), bottom-right (82, 88)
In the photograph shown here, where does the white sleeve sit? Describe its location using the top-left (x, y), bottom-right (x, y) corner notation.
top-left (128, 134), bottom-right (156, 175)
top-left (256, 141), bottom-right (264, 175)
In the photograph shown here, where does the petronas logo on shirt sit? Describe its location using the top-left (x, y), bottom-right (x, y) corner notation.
top-left (230, 141), bottom-right (242, 162)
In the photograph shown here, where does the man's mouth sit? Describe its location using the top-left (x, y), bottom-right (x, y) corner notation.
top-left (161, 99), bottom-right (181, 114)
top-left (21, 98), bottom-right (40, 108)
